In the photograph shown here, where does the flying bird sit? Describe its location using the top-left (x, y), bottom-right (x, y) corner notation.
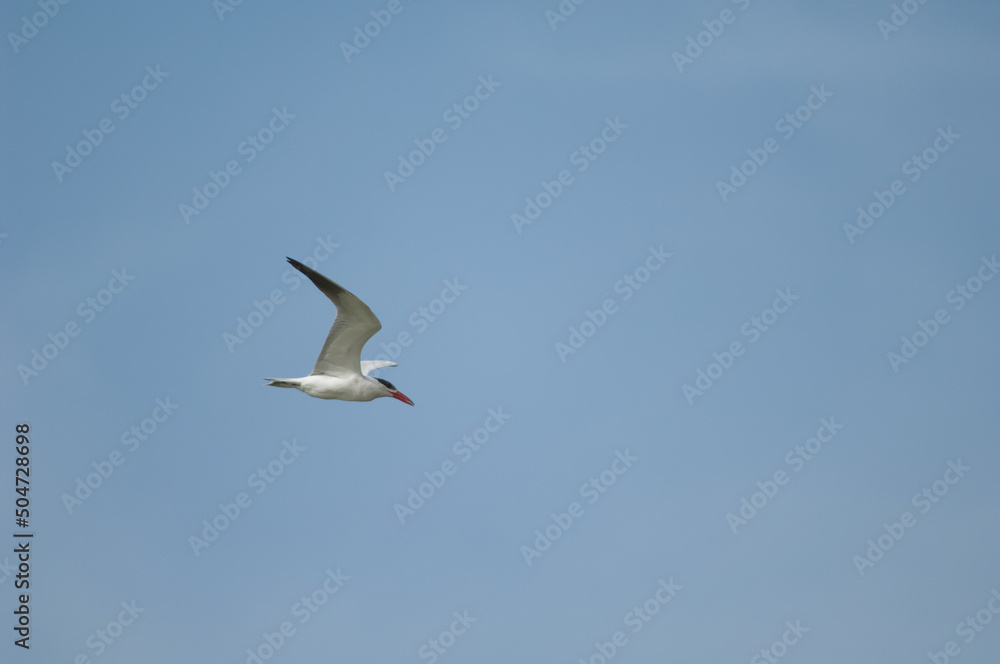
top-left (264, 258), bottom-right (414, 405)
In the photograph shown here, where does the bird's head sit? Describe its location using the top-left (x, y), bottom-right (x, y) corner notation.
top-left (375, 377), bottom-right (414, 406)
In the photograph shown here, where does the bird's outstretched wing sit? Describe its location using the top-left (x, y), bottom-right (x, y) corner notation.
top-left (286, 257), bottom-right (382, 377)
top-left (361, 360), bottom-right (397, 376)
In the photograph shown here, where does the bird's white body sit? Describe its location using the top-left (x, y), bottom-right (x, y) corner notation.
top-left (265, 258), bottom-right (413, 406)
top-left (270, 368), bottom-right (395, 401)
top-left (299, 374), bottom-right (384, 401)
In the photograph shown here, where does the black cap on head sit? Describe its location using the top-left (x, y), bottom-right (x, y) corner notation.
top-left (375, 377), bottom-right (397, 391)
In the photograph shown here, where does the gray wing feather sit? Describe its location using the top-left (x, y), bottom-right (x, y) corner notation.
top-left (286, 258), bottom-right (382, 376)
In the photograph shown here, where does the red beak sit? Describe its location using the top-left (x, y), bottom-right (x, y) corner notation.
top-left (391, 391), bottom-right (414, 406)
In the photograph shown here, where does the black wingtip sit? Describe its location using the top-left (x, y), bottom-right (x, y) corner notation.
top-left (286, 257), bottom-right (310, 274)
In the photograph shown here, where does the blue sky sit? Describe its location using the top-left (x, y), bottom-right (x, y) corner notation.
top-left (2, 0), bottom-right (1000, 662)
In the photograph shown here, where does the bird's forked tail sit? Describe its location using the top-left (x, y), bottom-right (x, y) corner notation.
top-left (264, 378), bottom-right (300, 389)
